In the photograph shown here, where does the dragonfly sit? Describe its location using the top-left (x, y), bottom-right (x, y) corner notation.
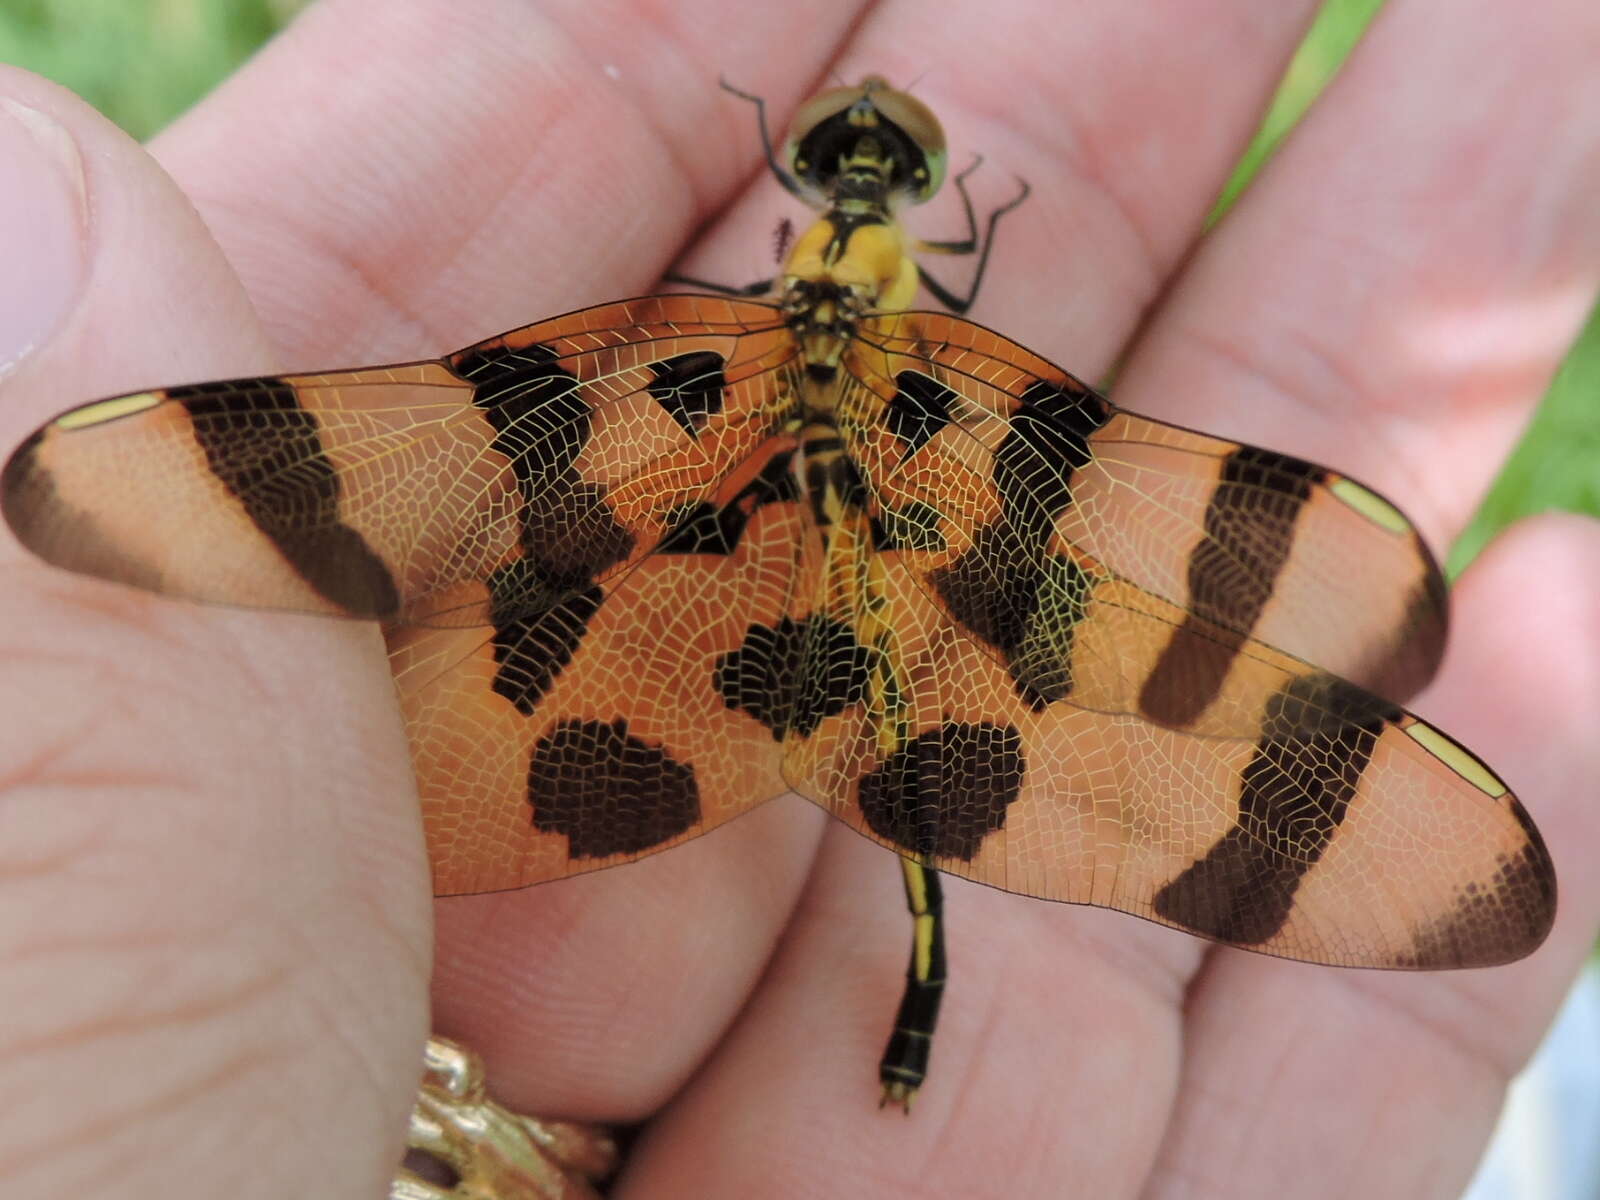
top-left (0, 75), bottom-right (1556, 1109)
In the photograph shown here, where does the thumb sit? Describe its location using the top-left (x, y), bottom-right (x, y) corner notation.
top-left (0, 68), bottom-right (272, 433)
top-left (0, 69), bottom-right (428, 1196)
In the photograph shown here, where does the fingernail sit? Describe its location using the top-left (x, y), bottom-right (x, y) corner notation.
top-left (0, 97), bottom-right (87, 376)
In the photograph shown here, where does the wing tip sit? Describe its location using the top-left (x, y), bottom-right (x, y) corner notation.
top-left (1, 429), bottom-right (166, 593)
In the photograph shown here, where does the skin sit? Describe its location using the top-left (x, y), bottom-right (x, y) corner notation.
top-left (0, 0), bottom-right (1598, 1194)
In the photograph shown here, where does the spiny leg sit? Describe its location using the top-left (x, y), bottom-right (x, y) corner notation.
top-left (917, 171), bottom-right (1032, 314)
top-left (717, 76), bottom-right (807, 199)
top-left (880, 856), bottom-right (946, 1111)
top-left (917, 153), bottom-right (987, 254)
top-left (661, 271), bottom-right (775, 297)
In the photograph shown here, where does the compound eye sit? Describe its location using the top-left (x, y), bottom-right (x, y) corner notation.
top-left (784, 82), bottom-right (869, 187)
top-left (869, 84), bottom-right (947, 203)
top-left (904, 147), bottom-right (948, 205)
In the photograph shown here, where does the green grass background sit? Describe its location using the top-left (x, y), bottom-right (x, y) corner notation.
top-left (3, 0), bottom-right (1595, 569)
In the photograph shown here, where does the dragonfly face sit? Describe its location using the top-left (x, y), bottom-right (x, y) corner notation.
top-left (784, 74), bottom-right (947, 206)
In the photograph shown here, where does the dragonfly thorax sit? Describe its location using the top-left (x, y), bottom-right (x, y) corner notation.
top-left (780, 210), bottom-right (919, 380)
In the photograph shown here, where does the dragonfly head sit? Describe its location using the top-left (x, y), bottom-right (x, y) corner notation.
top-left (784, 76), bottom-right (947, 206)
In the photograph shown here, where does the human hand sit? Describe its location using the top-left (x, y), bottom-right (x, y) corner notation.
top-left (1, 2), bottom-right (1598, 1196)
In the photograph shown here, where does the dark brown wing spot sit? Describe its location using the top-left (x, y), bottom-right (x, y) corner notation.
top-left (715, 615), bottom-right (872, 739)
top-left (527, 718), bottom-right (700, 859)
top-left (180, 379), bottom-right (400, 616)
top-left (1398, 800), bottom-right (1557, 967)
top-left (1353, 571), bottom-right (1450, 702)
top-left (930, 377), bottom-right (1105, 707)
top-left (458, 342), bottom-right (635, 709)
top-left (1153, 674), bottom-right (1393, 945)
top-left (870, 498), bottom-right (946, 552)
top-left (458, 341), bottom-right (636, 581)
top-left (1400, 846), bottom-right (1558, 967)
top-left (931, 528), bottom-right (1090, 709)
top-left (658, 450), bottom-right (798, 556)
top-left (857, 722), bottom-right (1023, 860)
top-left (884, 370), bottom-right (956, 456)
top-left (1141, 446), bottom-right (1318, 727)
top-left (646, 351), bottom-right (727, 437)
top-left (487, 566), bottom-right (602, 715)
top-left (0, 431), bottom-right (168, 595)
top-left (455, 341), bottom-right (587, 478)
top-left (994, 378), bottom-right (1108, 536)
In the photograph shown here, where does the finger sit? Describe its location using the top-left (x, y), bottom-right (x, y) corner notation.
top-left (0, 69), bottom-right (427, 1195)
top-left (673, 0), bottom-right (1329, 371)
top-left (1148, 514), bottom-right (1600, 1198)
top-left (620, 827), bottom-right (1190, 1197)
top-left (428, 796), bottom-right (825, 1118)
top-left (1117, 0), bottom-right (1600, 549)
top-left (150, 0), bottom-right (872, 363)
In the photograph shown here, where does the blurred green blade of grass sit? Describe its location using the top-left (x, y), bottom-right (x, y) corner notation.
top-left (1451, 300), bottom-right (1600, 572)
top-left (1211, 0), bottom-right (1388, 219)
top-left (0, 0), bottom-right (297, 141)
top-left (1212, 0), bottom-right (1597, 569)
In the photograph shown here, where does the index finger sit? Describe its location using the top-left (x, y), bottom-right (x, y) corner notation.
top-left (149, 0), bottom-right (871, 363)
top-left (1117, 0), bottom-right (1600, 547)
